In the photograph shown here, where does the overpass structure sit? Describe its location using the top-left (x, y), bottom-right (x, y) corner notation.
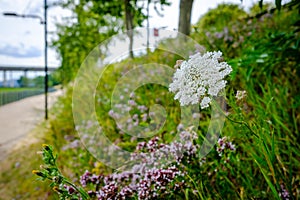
top-left (0, 65), bottom-right (57, 87)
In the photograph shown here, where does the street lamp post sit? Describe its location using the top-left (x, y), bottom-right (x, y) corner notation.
top-left (3, 0), bottom-right (49, 120)
top-left (44, 0), bottom-right (48, 120)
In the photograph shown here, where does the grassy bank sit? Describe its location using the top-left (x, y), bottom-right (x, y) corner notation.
top-left (0, 123), bottom-right (55, 200)
top-left (0, 88), bottom-right (40, 93)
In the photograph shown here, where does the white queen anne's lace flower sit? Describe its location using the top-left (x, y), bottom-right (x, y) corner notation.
top-left (169, 51), bottom-right (232, 108)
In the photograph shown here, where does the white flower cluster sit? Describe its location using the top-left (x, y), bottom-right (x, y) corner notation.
top-left (169, 51), bottom-right (232, 108)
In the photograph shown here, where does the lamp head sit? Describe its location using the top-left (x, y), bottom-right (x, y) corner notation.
top-left (3, 12), bottom-right (18, 16)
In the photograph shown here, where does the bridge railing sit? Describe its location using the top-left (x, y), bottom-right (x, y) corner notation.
top-left (0, 88), bottom-right (55, 106)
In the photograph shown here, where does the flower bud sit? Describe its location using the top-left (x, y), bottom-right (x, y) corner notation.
top-left (32, 170), bottom-right (46, 178)
top-left (42, 144), bottom-right (51, 151)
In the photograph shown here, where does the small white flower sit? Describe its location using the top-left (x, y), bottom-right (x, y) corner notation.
top-left (235, 90), bottom-right (247, 101)
top-left (200, 96), bottom-right (211, 109)
top-left (169, 51), bottom-right (232, 109)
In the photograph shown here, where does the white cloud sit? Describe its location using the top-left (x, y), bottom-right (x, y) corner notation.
top-left (0, 0), bottom-right (64, 68)
top-left (0, 43), bottom-right (42, 58)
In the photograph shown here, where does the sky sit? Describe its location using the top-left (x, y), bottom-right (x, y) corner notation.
top-left (0, 0), bottom-right (266, 81)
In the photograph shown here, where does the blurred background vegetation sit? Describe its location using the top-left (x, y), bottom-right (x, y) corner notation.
top-left (0, 0), bottom-right (299, 199)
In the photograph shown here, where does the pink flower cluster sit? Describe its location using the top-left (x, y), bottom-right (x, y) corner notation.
top-left (77, 128), bottom-right (200, 199)
top-left (216, 136), bottom-right (236, 157)
top-left (279, 184), bottom-right (290, 200)
top-left (79, 166), bottom-right (183, 199)
top-left (108, 96), bottom-right (153, 134)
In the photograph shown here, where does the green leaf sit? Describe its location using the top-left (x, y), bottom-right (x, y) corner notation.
top-left (184, 188), bottom-right (190, 200)
top-left (78, 187), bottom-right (89, 200)
top-left (49, 182), bottom-right (56, 187)
top-left (254, 160), bottom-right (281, 199)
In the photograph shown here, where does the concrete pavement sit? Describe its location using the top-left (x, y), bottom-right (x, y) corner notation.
top-left (0, 90), bottom-right (62, 161)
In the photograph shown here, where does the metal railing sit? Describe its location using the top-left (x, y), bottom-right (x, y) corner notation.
top-left (0, 88), bottom-right (55, 106)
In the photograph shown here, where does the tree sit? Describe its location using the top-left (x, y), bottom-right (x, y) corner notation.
top-left (52, 0), bottom-right (171, 83)
top-left (123, 0), bottom-right (170, 58)
top-left (178, 0), bottom-right (194, 36)
top-left (18, 76), bottom-right (30, 87)
top-left (124, 0), bottom-right (142, 58)
top-left (52, 0), bottom-right (125, 83)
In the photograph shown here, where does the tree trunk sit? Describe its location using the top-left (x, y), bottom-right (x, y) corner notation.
top-left (124, 0), bottom-right (134, 58)
top-left (178, 0), bottom-right (194, 36)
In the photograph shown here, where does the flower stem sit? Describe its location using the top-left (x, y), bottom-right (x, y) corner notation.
top-left (225, 115), bottom-right (259, 138)
top-left (211, 98), bottom-right (259, 138)
top-left (64, 179), bottom-right (89, 200)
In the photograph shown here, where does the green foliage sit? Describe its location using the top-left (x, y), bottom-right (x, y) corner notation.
top-left (249, 2), bottom-right (274, 15)
top-left (52, 0), bottom-right (171, 84)
top-left (52, 0), bottom-right (124, 84)
top-left (16, 72), bottom-right (60, 88)
top-left (195, 3), bottom-right (247, 33)
top-left (32, 144), bottom-right (89, 200)
top-left (192, 4), bottom-right (247, 58)
top-left (31, 2), bottom-right (299, 199)
top-left (0, 87), bottom-right (37, 92)
top-left (17, 76), bottom-right (30, 87)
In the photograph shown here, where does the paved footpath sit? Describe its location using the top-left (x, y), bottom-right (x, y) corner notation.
top-left (0, 90), bottom-right (62, 161)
